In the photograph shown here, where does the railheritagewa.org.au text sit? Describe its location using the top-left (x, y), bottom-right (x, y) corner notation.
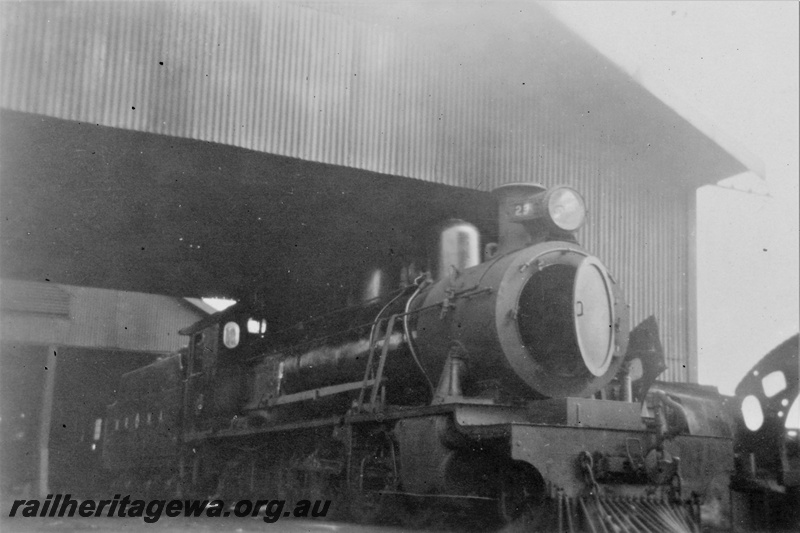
top-left (8, 494), bottom-right (331, 523)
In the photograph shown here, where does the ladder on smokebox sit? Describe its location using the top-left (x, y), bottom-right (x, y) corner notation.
top-left (356, 314), bottom-right (398, 413)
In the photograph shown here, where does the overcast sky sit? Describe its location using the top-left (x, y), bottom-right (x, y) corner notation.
top-left (547, 1), bottom-right (799, 395)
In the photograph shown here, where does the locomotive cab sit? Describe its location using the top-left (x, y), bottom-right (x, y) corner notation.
top-left (180, 306), bottom-right (268, 432)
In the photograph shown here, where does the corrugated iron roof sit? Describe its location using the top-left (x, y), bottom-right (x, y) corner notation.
top-left (0, 1), bottom-right (756, 190)
top-left (0, 281), bottom-right (71, 316)
top-left (0, 279), bottom-right (208, 352)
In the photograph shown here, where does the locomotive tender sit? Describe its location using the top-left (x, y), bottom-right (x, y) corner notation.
top-left (104, 184), bottom-right (741, 531)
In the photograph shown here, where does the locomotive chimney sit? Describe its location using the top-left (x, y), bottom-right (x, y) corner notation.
top-left (490, 183), bottom-right (547, 256)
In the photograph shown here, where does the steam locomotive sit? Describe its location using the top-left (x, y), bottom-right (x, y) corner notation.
top-left (103, 184), bottom-right (798, 531)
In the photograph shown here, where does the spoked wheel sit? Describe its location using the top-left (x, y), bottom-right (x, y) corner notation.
top-left (302, 471), bottom-right (345, 520)
top-left (347, 435), bottom-right (400, 525)
top-left (398, 497), bottom-right (448, 531)
top-left (304, 471), bottom-right (328, 504)
top-left (275, 465), bottom-right (302, 503)
top-left (348, 487), bottom-right (387, 524)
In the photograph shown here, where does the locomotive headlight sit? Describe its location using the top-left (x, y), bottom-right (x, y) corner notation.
top-left (547, 187), bottom-right (586, 232)
top-left (509, 186), bottom-right (587, 232)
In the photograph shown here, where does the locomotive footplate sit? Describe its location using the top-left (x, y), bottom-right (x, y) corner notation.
top-left (446, 400), bottom-right (731, 532)
top-left (453, 398), bottom-right (646, 435)
top-left (443, 400), bottom-right (731, 515)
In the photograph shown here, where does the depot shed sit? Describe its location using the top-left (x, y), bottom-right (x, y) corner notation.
top-left (0, 280), bottom-right (210, 496)
top-left (0, 3), bottom-right (760, 395)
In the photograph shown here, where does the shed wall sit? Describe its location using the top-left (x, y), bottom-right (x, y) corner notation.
top-left (0, 2), bottom-right (696, 380)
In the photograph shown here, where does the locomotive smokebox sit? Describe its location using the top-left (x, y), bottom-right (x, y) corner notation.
top-left (411, 185), bottom-right (629, 399)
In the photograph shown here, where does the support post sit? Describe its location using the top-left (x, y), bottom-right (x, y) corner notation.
top-left (687, 190), bottom-right (699, 383)
top-left (38, 345), bottom-right (58, 497)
